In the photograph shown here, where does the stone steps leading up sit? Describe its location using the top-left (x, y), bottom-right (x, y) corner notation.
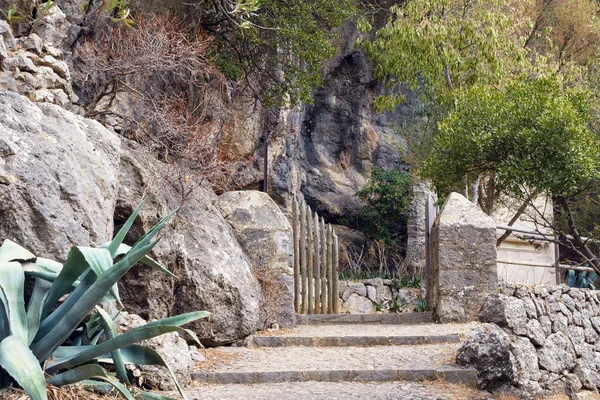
top-left (295, 312), bottom-right (433, 325)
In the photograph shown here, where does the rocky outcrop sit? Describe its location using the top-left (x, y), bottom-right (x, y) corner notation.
top-left (116, 145), bottom-right (262, 345)
top-left (0, 86), bottom-right (262, 345)
top-left (429, 192), bottom-right (498, 322)
top-left (459, 282), bottom-right (600, 396)
top-left (0, 89), bottom-right (120, 259)
top-left (217, 191), bottom-right (294, 329)
top-left (0, 18), bottom-right (78, 107)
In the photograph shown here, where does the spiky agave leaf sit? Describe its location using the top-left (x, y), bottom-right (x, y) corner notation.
top-left (0, 335), bottom-right (47, 400)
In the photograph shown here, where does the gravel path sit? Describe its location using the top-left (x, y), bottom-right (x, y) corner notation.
top-left (186, 381), bottom-right (490, 400)
top-left (198, 343), bottom-right (460, 372)
top-left (256, 323), bottom-right (478, 338)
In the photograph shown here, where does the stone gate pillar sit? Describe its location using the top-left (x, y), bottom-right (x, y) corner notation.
top-left (428, 192), bottom-right (498, 323)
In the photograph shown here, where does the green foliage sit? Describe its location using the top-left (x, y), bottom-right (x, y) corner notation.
top-left (356, 168), bottom-right (410, 244)
top-left (422, 76), bottom-right (600, 202)
top-left (214, 52), bottom-right (243, 81)
top-left (387, 296), bottom-right (406, 314)
top-left (567, 269), bottom-right (598, 290)
top-left (0, 200), bottom-right (208, 400)
top-left (373, 301), bottom-right (384, 312)
top-left (414, 298), bottom-right (427, 313)
top-left (359, 0), bottom-right (531, 110)
top-left (214, 0), bottom-right (357, 106)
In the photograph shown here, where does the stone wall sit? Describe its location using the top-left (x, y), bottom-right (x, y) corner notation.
top-left (338, 279), bottom-right (424, 314)
top-left (458, 282), bottom-right (600, 396)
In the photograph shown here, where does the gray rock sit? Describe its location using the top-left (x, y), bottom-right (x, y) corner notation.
top-left (526, 319), bottom-right (546, 346)
top-left (116, 146), bottom-right (261, 345)
top-left (118, 312), bottom-right (194, 390)
top-left (510, 336), bottom-right (540, 385)
top-left (562, 294), bottom-right (577, 312)
top-left (217, 190), bottom-right (294, 329)
top-left (429, 193), bottom-right (497, 323)
top-left (17, 34), bottom-right (43, 55)
top-left (479, 294), bottom-right (528, 335)
top-left (0, 90), bottom-right (120, 259)
top-left (522, 297), bottom-right (537, 319)
top-left (591, 317), bottom-right (600, 334)
top-left (539, 315), bottom-right (552, 336)
top-left (366, 285), bottom-right (377, 303)
top-left (341, 293), bottom-right (375, 314)
top-left (31, 3), bottom-right (71, 51)
top-left (537, 332), bottom-right (576, 373)
top-left (551, 313), bottom-right (569, 334)
top-left (569, 326), bottom-right (587, 356)
top-left (456, 324), bottom-right (514, 390)
top-left (585, 327), bottom-right (598, 344)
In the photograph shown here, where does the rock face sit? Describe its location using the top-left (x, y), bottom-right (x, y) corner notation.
top-left (0, 19), bottom-right (78, 107)
top-left (429, 192), bottom-right (498, 322)
top-left (116, 145), bottom-right (262, 345)
top-left (459, 282), bottom-right (600, 396)
top-left (0, 89), bottom-right (120, 259)
top-left (217, 191), bottom-right (294, 329)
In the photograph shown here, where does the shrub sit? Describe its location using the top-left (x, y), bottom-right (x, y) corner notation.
top-left (0, 199), bottom-right (208, 400)
top-left (355, 168), bottom-right (410, 244)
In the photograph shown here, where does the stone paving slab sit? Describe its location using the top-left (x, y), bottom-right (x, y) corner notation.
top-left (295, 312), bottom-right (433, 325)
top-left (250, 334), bottom-right (461, 347)
top-left (185, 381), bottom-right (489, 400)
top-left (257, 322), bottom-right (478, 338)
top-left (192, 367), bottom-right (477, 385)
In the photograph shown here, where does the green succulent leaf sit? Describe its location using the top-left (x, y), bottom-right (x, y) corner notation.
top-left (26, 278), bottom-right (52, 344)
top-left (0, 335), bottom-right (47, 400)
top-left (107, 198), bottom-right (146, 258)
top-left (46, 311), bottom-right (208, 373)
top-left (0, 262), bottom-right (28, 344)
top-left (0, 240), bottom-right (35, 263)
top-left (95, 306), bottom-right (130, 385)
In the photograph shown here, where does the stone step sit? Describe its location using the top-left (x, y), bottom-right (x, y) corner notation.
top-left (249, 322), bottom-right (474, 347)
top-left (295, 312), bottom-right (433, 325)
top-left (249, 334), bottom-right (460, 347)
top-left (193, 342), bottom-right (471, 386)
top-left (192, 367), bottom-right (477, 385)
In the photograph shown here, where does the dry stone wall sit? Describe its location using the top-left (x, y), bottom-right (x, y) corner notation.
top-left (338, 278), bottom-right (424, 314)
top-left (458, 282), bottom-right (600, 396)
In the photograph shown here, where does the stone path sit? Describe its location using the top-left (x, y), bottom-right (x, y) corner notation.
top-left (187, 315), bottom-right (486, 399)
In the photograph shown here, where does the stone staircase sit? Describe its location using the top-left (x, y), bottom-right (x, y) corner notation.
top-left (188, 314), bottom-right (482, 399)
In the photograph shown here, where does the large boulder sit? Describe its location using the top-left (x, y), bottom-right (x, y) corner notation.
top-left (428, 192), bottom-right (498, 322)
top-left (116, 144), bottom-right (261, 345)
top-left (0, 89), bottom-right (120, 259)
top-left (456, 324), bottom-right (515, 390)
top-left (479, 294), bottom-right (528, 336)
top-left (217, 190), bottom-right (294, 329)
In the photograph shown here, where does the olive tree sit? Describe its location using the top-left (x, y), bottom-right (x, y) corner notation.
top-left (421, 76), bottom-right (600, 246)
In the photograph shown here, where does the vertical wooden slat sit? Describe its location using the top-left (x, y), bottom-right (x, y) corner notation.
top-left (314, 212), bottom-right (321, 314)
top-left (332, 233), bottom-right (339, 314)
top-left (307, 204), bottom-right (314, 314)
top-left (300, 200), bottom-right (307, 314)
top-left (327, 224), bottom-right (333, 314)
top-left (320, 217), bottom-right (327, 314)
top-left (293, 196), bottom-right (300, 312)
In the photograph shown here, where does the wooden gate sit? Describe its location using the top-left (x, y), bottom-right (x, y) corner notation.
top-left (292, 196), bottom-right (340, 314)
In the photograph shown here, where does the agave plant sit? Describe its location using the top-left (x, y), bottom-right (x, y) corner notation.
top-left (0, 199), bottom-right (209, 400)
top-left (567, 269), bottom-right (598, 290)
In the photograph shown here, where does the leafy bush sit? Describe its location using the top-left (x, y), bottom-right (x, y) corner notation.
top-left (0, 200), bottom-right (208, 400)
top-left (355, 168), bottom-right (410, 244)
